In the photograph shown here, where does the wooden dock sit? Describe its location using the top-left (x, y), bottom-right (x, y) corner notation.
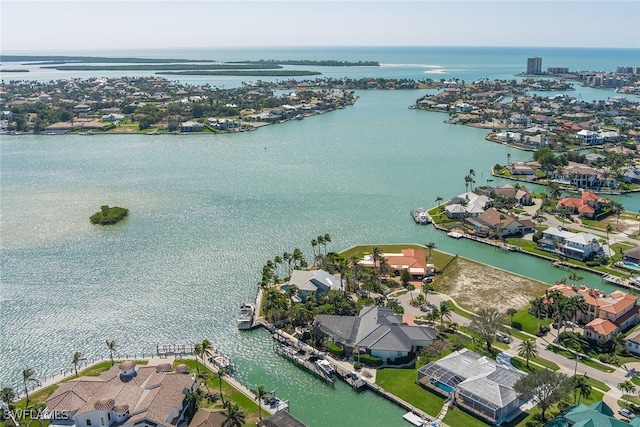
top-left (273, 342), bottom-right (334, 385)
top-left (156, 343), bottom-right (194, 357)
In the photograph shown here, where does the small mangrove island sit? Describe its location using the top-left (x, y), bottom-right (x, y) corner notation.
top-left (90, 205), bottom-right (129, 225)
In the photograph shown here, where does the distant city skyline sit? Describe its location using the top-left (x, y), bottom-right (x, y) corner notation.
top-left (1, 1), bottom-right (639, 53)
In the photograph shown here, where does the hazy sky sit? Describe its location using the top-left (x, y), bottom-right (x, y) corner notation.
top-left (2, 0), bottom-right (639, 53)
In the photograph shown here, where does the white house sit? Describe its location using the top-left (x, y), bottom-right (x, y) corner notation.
top-left (537, 227), bottom-right (602, 260)
top-left (577, 129), bottom-right (600, 145)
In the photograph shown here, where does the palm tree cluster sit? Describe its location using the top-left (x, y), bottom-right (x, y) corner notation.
top-left (259, 248), bottom-right (307, 288)
top-left (529, 289), bottom-right (588, 336)
top-left (262, 288), bottom-right (357, 324)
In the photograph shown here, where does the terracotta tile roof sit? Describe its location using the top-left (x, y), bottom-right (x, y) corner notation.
top-left (46, 365), bottom-right (197, 427)
top-left (547, 284), bottom-right (637, 321)
top-left (585, 318), bottom-right (618, 336)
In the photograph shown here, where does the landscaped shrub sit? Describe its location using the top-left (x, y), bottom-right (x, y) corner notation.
top-left (327, 341), bottom-right (344, 357)
top-left (358, 354), bottom-right (383, 367)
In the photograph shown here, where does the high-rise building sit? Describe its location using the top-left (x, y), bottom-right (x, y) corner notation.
top-left (527, 56), bottom-right (542, 75)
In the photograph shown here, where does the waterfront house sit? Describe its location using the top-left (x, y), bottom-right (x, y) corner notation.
top-left (189, 409), bottom-right (226, 427)
top-left (43, 121), bottom-right (74, 134)
top-left (180, 121), bottom-right (204, 132)
top-left (282, 269), bottom-right (342, 302)
top-left (465, 208), bottom-right (526, 237)
top-left (46, 361), bottom-right (199, 427)
top-left (257, 410), bottom-right (308, 427)
top-left (537, 227), bottom-right (602, 260)
top-left (73, 103), bottom-right (92, 116)
top-left (623, 246), bottom-right (640, 264)
top-left (358, 248), bottom-right (430, 279)
top-left (547, 283), bottom-right (639, 343)
top-left (313, 306), bottom-right (436, 363)
top-left (445, 192), bottom-right (491, 219)
top-left (417, 349), bottom-right (526, 425)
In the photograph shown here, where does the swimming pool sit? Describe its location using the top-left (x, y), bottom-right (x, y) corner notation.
top-left (622, 261), bottom-right (640, 272)
top-left (432, 379), bottom-right (455, 393)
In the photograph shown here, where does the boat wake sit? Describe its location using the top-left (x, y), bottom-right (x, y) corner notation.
top-left (380, 63), bottom-right (443, 69)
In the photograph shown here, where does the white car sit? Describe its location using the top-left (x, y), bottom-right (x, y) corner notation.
top-left (618, 408), bottom-right (636, 419)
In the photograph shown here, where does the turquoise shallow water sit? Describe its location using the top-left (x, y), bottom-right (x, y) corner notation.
top-left (1, 47), bottom-right (639, 426)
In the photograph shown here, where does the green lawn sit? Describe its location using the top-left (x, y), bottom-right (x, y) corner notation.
top-left (511, 309), bottom-right (540, 336)
top-left (511, 355), bottom-right (560, 372)
top-left (585, 377), bottom-right (610, 392)
top-left (376, 367), bottom-right (444, 417)
top-left (546, 345), bottom-right (615, 373)
top-left (375, 367), bottom-right (491, 426)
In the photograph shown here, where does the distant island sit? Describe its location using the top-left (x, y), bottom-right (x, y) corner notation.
top-left (90, 205), bottom-right (129, 225)
top-left (227, 59), bottom-right (380, 67)
top-left (158, 70), bottom-right (322, 77)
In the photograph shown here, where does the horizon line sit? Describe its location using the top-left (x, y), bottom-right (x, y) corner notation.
top-left (2, 45), bottom-right (639, 55)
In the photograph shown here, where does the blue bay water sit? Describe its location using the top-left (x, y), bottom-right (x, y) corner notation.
top-left (1, 46), bottom-right (639, 426)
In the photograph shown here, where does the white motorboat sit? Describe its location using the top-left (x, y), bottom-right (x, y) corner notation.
top-left (237, 303), bottom-right (255, 329)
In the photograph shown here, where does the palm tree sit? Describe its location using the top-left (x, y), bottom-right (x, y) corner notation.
top-left (572, 375), bottom-right (591, 404)
top-left (618, 380), bottom-right (636, 406)
top-left (195, 339), bottom-right (213, 373)
top-left (518, 339), bottom-right (538, 368)
top-left (407, 284), bottom-right (415, 303)
top-left (530, 297), bottom-right (544, 335)
top-left (469, 169), bottom-right (476, 190)
top-left (464, 175), bottom-right (472, 192)
top-left (221, 401), bottom-right (245, 427)
top-left (71, 351), bottom-right (86, 377)
top-left (434, 196), bottom-right (443, 207)
top-left (22, 368), bottom-right (38, 407)
top-left (311, 238), bottom-right (318, 263)
top-left (612, 332), bottom-right (625, 364)
top-left (106, 340), bottom-right (117, 366)
top-left (606, 224), bottom-right (613, 256)
top-left (569, 296), bottom-right (588, 332)
top-left (425, 242), bottom-right (436, 265)
top-left (439, 300), bottom-right (453, 328)
top-left (0, 387), bottom-right (16, 410)
top-left (252, 384), bottom-right (268, 420)
top-left (216, 367), bottom-right (227, 405)
top-left (613, 202), bottom-right (624, 230)
top-left (506, 308), bottom-right (517, 326)
top-left (323, 233), bottom-right (331, 254)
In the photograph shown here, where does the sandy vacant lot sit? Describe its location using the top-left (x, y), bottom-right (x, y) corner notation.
top-left (434, 257), bottom-right (548, 314)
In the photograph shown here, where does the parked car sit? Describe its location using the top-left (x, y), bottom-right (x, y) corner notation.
top-left (618, 408), bottom-right (636, 419)
top-left (496, 332), bottom-right (512, 343)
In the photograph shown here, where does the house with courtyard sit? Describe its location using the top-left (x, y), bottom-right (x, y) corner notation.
top-left (556, 191), bottom-right (607, 219)
top-left (313, 305), bottom-right (436, 363)
top-left (45, 361), bottom-right (199, 427)
top-left (417, 349), bottom-right (526, 425)
top-left (547, 283), bottom-right (639, 342)
top-left (358, 248), bottom-right (432, 279)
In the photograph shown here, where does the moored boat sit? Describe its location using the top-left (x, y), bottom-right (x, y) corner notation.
top-left (411, 207), bottom-right (430, 224)
top-left (238, 303), bottom-right (255, 329)
top-left (315, 359), bottom-right (335, 377)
